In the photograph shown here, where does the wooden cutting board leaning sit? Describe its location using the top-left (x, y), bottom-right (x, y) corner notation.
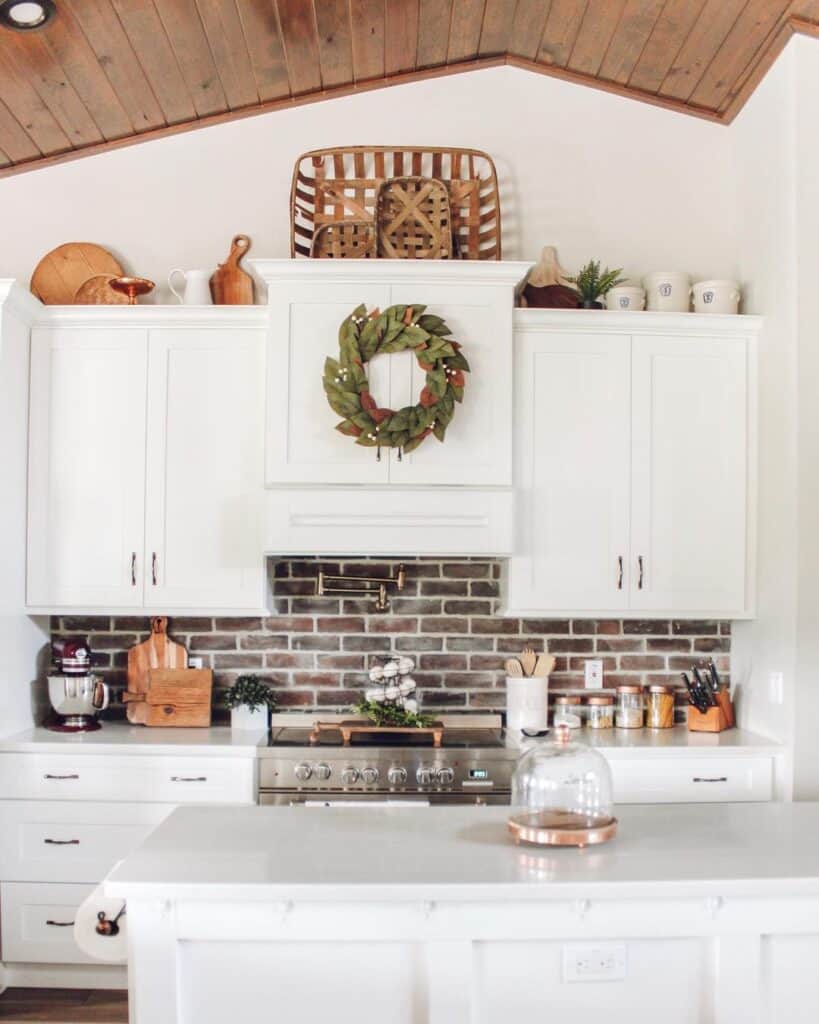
top-left (124, 617), bottom-right (188, 725)
top-left (210, 234), bottom-right (254, 304)
top-left (30, 243), bottom-right (124, 304)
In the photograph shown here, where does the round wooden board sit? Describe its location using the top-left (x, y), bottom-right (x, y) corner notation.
top-left (73, 274), bottom-right (129, 305)
top-left (31, 243), bottom-right (124, 305)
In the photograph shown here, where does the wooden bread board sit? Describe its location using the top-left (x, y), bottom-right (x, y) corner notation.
top-left (125, 617), bottom-right (187, 725)
top-left (143, 668), bottom-right (213, 727)
top-left (31, 243), bottom-right (124, 304)
top-left (210, 234), bottom-right (254, 304)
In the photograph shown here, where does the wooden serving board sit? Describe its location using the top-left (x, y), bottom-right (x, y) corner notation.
top-left (144, 668), bottom-right (212, 727)
top-left (124, 617), bottom-right (187, 725)
top-left (73, 274), bottom-right (129, 305)
top-left (310, 719), bottom-right (444, 747)
top-left (210, 234), bottom-right (254, 304)
top-left (31, 243), bottom-right (124, 305)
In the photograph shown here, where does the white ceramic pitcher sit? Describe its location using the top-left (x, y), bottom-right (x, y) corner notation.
top-left (168, 268), bottom-right (212, 305)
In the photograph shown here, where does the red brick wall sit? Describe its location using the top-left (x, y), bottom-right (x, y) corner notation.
top-left (50, 558), bottom-right (730, 721)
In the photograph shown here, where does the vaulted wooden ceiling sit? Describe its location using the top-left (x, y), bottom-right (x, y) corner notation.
top-left (1, 0), bottom-right (817, 178)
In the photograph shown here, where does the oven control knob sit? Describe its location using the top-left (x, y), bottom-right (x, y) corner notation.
top-left (361, 767), bottom-right (379, 785)
top-left (436, 767), bottom-right (455, 786)
top-left (294, 762), bottom-right (312, 782)
top-left (314, 763), bottom-right (331, 781)
top-left (341, 767), bottom-right (359, 786)
top-left (388, 766), bottom-right (407, 786)
top-left (416, 766), bottom-right (434, 786)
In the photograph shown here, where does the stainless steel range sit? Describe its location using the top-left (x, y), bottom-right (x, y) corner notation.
top-left (258, 714), bottom-right (520, 806)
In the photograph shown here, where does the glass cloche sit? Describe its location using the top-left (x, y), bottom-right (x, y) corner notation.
top-left (508, 724), bottom-right (618, 847)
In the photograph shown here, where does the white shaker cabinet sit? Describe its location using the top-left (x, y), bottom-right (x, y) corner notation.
top-left (26, 311), bottom-right (267, 614)
top-left (256, 260), bottom-right (528, 488)
top-left (27, 328), bottom-right (149, 608)
top-left (506, 311), bottom-right (758, 618)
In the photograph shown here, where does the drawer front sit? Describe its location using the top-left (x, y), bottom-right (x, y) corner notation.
top-left (0, 801), bottom-right (171, 883)
top-left (0, 753), bottom-right (255, 804)
top-left (611, 756), bottom-right (773, 803)
top-left (1, 882), bottom-right (96, 964)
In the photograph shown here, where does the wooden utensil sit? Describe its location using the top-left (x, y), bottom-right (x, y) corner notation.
top-left (143, 668), bottom-right (212, 727)
top-left (520, 647), bottom-right (537, 677)
top-left (505, 658), bottom-right (523, 677)
top-left (124, 617), bottom-right (187, 725)
top-left (73, 274), bottom-right (129, 305)
top-left (533, 653), bottom-right (556, 677)
top-left (31, 243), bottom-right (124, 304)
top-left (210, 234), bottom-right (254, 304)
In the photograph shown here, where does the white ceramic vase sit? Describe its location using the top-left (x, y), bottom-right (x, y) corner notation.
top-left (505, 676), bottom-right (549, 745)
top-left (230, 704), bottom-right (269, 732)
top-left (692, 279), bottom-right (741, 314)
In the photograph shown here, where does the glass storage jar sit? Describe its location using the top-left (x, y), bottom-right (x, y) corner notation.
top-left (553, 695), bottom-right (582, 730)
top-left (508, 724), bottom-right (618, 846)
top-left (646, 684), bottom-right (675, 729)
top-left (615, 685), bottom-right (644, 729)
top-left (586, 695), bottom-right (614, 730)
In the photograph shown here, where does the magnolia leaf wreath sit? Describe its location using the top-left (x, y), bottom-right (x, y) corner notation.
top-left (322, 303), bottom-right (470, 455)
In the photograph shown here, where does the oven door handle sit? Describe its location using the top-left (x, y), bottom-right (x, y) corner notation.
top-left (301, 799), bottom-right (431, 807)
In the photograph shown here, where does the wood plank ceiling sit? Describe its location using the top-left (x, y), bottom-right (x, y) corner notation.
top-left (0, 0), bottom-right (818, 177)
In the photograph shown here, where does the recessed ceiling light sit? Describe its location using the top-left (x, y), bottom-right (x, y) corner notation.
top-left (0, 0), bottom-right (56, 31)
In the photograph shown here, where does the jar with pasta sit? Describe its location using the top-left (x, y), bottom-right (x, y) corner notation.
top-left (586, 695), bottom-right (615, 730)
top-left (646, 684), bottom-right (675, 729)
top-left (615, 685), bottom-right (644, 729)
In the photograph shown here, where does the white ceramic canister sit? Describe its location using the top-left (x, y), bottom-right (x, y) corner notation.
top-left (506, 676), bottom-right (549, 742)
top-left (692, 279), bottom-right (741, 314)
top-left (605, 285), bottom-right (646, 311)
top-left (642, 271), bottom-right (691, 312)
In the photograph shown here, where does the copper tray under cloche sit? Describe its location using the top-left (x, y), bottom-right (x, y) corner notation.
top-left (508, 810), bottom-right (618, 848)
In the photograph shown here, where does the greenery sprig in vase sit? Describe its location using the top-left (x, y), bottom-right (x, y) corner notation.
top-left (568, 259), bottom-right (626, 309)
top-left (224, 674), bottom-right (277, 731)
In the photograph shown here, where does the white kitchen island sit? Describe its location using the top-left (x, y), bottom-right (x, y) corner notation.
top-left (106, 803), bottom-right (819, 1024)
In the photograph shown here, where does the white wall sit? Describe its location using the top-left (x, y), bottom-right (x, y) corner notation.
top-left (0, 286), bottom-right (48, 736)
top-left (0, 66), bottom-right (738, 302)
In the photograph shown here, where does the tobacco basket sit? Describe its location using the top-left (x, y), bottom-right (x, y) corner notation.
top-left (291, 146), bottom-right (501, 260)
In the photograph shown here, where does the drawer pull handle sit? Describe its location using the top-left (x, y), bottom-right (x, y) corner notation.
top-left (617, 555), bottom-right (623, 590)
top-left (171, 776), bottom-right (207, 782)
top-left (46, 919), bottom-right (74, 927)
top-left (44, 838), bottom-right (80, 845)
top-left (131, 551), bottom-right (137, 586)
top-left (692, 776), bottom-right (728, 783)
top-left (43, 774), bottom-right (79, 780)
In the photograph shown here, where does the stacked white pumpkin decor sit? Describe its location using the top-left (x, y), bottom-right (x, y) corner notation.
top-left (355, 656), bottom-right (431, 727)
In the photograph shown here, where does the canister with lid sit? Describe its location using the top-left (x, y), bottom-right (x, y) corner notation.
top-left (646, 684), bottom-right (675, 729)
top-left (553, 695), bottom-right (583, 730)
top-left (615, 685), bottom-right (644, 729)
top-left (586, 695), bottom-right (615, 730)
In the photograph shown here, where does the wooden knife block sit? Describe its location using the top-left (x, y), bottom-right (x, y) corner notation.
top-left (687, 690), bottom-right (735, 733)
top-left (142, 668), bottom-right (213, 727)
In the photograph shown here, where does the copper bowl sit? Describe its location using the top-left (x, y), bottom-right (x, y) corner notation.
top-left (109, 276), bottom-right (155, 304)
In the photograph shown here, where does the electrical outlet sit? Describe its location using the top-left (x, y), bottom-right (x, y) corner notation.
top-left (584, 659), bottom-right (604, 690)
top-left (189, 657), bottom-right (204, 669)
top-left (563, 943), bottom-right (627, 983)
top-left (769, 671), bottom-right (784, 705)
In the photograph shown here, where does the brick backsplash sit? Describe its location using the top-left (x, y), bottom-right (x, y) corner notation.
top-left (50, 558), bottom-right (731, 722)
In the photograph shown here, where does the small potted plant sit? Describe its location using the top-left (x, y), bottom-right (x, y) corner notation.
top-left (224, 675), bottom-right (277, 732)
top-left (568, 259), bottom-right (626, 309)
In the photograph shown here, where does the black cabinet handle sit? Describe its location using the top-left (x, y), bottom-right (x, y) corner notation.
top-left (43, 774), bottom-right (79, 780)
top-left (44, 838), bottom-right (80, 845)
top-left (46, 919), bottom-right (74, 927)
top-left (638, 555), bottom-right (644, 589)
top-left (617, 556), bottom-right (623, 590)
top-left (692, 776), bottom-right (728, 783)
top-left (131, 551), bottom-right (137, 586)
top-left (171, 776), bottom-right (207, 782)
top-left (151, 551), bottom-right (158, 586)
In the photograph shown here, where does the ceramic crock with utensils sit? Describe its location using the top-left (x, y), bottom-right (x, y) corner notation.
top-left (505, 646), bottom-right (555, 743)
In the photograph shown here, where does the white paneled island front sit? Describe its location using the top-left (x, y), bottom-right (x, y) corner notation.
top-left (107, 803), bottom-right (819, 1024)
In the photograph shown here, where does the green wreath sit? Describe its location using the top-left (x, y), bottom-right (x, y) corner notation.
top-left (322, 303), bottom-right (469, 454)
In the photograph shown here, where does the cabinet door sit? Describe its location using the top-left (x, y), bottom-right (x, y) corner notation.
top-left (387, 283), bottom-right (513, 485)
top-left (27, 328), bottom-right (148, 608)
top-left (629, 335), bottom-right (749, 613)
top-left (266, 282), bottom-right (392, 484)
top-left (144, 329), bottom-right (265, 611)
top-left (506, 332), bottom-right (631, 612)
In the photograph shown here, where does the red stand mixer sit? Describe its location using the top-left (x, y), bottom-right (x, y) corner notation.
top-left (47, 638), bottom-right (110, 732)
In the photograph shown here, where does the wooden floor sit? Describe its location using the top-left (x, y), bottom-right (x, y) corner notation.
top-left (0, 989), bottom-right (127, 1023)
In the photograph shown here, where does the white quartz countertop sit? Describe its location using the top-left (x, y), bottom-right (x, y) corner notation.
top-left (106, 802), bottom-right (818, 903)
top-left (0, 724), bottom-right (266, 756)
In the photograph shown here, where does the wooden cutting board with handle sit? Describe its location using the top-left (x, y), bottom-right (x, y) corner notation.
top-left (124, 617), bottom-right (188, 725)
top-left (144, 668), bottom-right (212, 727)
top-left (30, 243), bottom-right (124, 305)
top-left (210, 234), bottom-right (254, 304)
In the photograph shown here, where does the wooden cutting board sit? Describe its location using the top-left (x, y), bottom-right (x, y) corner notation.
top-left (124, 617), bottom-right (187, 725)
top-left (144, 668), bottom-right (212, 727)
top-left (210, 234), bottom-right (254, 304)
top-left (30, 243), bottom-right (124, 305)
top-left (73, 274), bottom-right (129, 305)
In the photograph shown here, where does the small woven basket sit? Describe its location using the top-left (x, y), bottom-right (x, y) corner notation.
top-left (376, 176), bottom-right (452, 259)
top-left (311, 220), bottom-right (376, 259)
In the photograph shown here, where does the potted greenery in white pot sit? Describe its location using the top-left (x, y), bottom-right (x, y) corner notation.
top-left (568, 259), bottom-right (626, 309)
top-left (224, 675), bottom-right (277, 732)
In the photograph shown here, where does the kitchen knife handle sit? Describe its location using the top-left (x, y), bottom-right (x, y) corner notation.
top-left (637, 555), bottom-right (644, 589)
top-left (617, 556), bottom-right (623, 590)
top-left (151, 551), bottom-right (158, 586)
top-left (131, 552), bottom-right (137, 586)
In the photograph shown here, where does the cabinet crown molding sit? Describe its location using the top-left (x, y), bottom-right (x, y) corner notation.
top-left (250, 258), bottom-right (532, 288)
top-left (0, 280), bottom-right (42, 326)
top-left (514, 308), bottom-right (763, 335)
